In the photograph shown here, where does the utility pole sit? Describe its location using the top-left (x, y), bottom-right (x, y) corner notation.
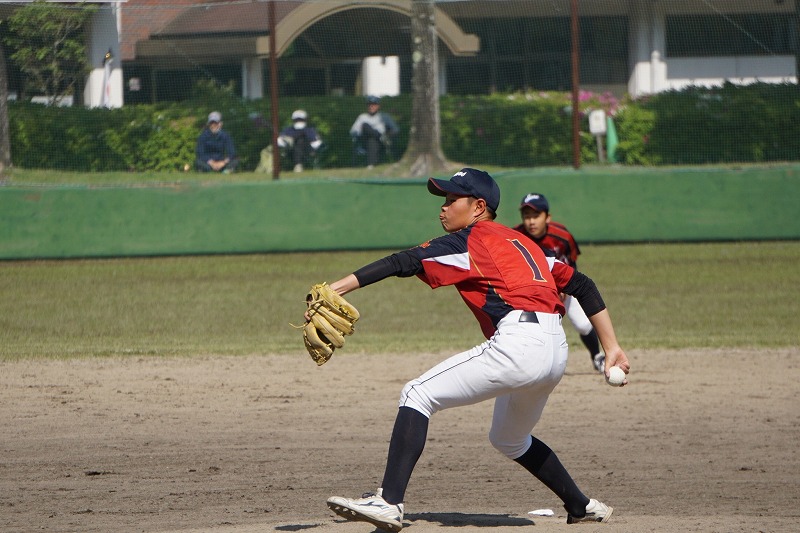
top-left (269, 1), bottom-right (280, 179)
top-left (571, 0), bottom-right (580, 170)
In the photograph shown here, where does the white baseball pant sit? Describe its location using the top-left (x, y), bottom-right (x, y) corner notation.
top-left (399, 310), bottom-right (568, 460)
top-left (564, 294), bottom-right (593, 336)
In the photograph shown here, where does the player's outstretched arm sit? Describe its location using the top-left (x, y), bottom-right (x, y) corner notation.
top-left (330, 251), bottom-right (424, 298)
top-left (588, 309), bottom-right (630, 383)
top-left (330, 274), bottom-right (361, 296)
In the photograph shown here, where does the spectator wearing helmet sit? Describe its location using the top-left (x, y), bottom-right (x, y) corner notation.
top-left (277, 109), bottom-right (325, 173)
top-left (349, 96), bottom-right (399, 168)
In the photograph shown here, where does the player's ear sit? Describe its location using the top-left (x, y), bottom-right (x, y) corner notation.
top-left (473, 197), bottom-right (487, 216)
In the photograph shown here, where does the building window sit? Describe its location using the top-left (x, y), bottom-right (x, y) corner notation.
top-left (446, 16), bottom-right (628, 94)
top-left (666, 14), bottom-right (798, 57)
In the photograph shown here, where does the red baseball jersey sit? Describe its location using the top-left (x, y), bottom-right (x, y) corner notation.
top-left (513, 221), bottom-right (580, 267)
top-left (408, 220), bottom-right (575, 339)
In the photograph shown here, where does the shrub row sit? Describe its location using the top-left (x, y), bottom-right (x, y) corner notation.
top-left (7, 82), bottom-right (800, 171)
top-left (614, 82), bottom-right (800, 165)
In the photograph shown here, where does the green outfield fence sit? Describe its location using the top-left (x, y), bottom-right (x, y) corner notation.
top-left (1, 165), bottom-right (799, 260)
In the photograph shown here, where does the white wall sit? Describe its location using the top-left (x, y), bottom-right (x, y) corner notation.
top-left (242, 57), bottom-right (264, 100)
top-left (628, 0), bottom-right (666, 97)
top-left (665, 56), bottom-right (797, 90)
top-left (84, 5), bottom-right (123, 108)
top-left (362, 56), bottom-right (400, 97)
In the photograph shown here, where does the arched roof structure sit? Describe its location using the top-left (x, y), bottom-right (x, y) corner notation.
top-left (275, 1), bottom-right (479, 57)
top-left (132, 1), bottom-right (478, 65)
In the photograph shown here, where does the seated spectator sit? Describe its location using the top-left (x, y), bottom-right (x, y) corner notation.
top-left (277, 109), bottom-right (324, 172)
top-left (350, 96), bottom-right (399, 168)
top-left (195, 111), bottom-right (237, 173)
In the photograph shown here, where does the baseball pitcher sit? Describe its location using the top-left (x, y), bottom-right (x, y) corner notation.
top-left (303, 168), bottom-right (630, 531)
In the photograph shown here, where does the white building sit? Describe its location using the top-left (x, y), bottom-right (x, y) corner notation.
top-left (625, 0), bottom-right (797, 96)
top-left (4, 1), bottom-right (798, 106)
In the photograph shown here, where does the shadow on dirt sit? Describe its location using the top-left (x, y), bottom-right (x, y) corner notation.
top-left (407, 512), bottom-right (534, 527)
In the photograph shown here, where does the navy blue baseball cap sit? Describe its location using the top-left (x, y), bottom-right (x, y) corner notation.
top-left (520, 193), bottom-right (549, 213)
top-left (428, 168), bottom-right (500, 213)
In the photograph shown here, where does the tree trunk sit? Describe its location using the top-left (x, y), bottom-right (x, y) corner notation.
top-left (0, 42), bottom-right (11, 175)
top-left (398, 0), bottom-right (451, 177)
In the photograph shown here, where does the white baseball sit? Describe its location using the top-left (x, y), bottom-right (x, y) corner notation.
top-left (606, 366), bottom-right (626, 387)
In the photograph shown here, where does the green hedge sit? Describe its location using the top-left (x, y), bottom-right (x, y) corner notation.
top-left (439, 93), bottom-right (600, 166)
top-left (614, 82), bottom-right (800, 165)
top-left (8, 82), bottom-right (800, 171)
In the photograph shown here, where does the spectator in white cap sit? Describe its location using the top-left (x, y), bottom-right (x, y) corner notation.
top-left (195, 111), bottom-right (238, 173)
top-left (277, 109), bottom-right (324, 172)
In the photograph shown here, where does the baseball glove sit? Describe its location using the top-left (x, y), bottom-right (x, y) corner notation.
top-left (303, 282), bottom-right (360, 366)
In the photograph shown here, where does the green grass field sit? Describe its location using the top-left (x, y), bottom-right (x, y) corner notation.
top-left (1, 163), bottom-right (463, 186)
top-left (5, 162), bottom-right (796, 186)
top-left (1, 240), bottom-right (797, 360)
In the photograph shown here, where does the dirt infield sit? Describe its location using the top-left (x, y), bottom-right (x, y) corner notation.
top-left (2, 347), bottom-right (798, 533)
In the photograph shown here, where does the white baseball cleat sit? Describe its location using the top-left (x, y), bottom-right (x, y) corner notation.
top-left (327, 489), bottom-right (405, 532)
top-left (567, 498), bottom-right (613, 524)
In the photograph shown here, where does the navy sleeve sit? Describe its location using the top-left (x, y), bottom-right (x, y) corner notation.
top-left (561, 271), bottom-right (606, 316)
top-left (353, 250), bottom-right (423, 287)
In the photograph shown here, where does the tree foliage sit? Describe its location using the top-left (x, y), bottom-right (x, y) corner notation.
top-left (3, 0), bottom-right (96, 106)
top-left (5, 84), bottom-right (800, 171)
top-left (0, 40), bottom-right (11, 171)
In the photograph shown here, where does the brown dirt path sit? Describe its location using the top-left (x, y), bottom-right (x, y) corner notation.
top-left (1, 347), bottom-right (798, 532)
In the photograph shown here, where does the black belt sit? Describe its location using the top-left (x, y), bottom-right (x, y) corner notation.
top-left (518, 311), bottom-right (539, 323)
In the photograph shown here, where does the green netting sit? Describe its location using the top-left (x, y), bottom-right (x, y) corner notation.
top-left (0, 1), bottom-right (799, 173)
